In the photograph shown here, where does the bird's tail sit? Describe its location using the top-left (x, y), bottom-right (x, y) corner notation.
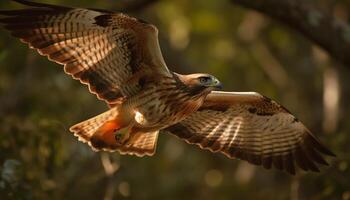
top-left (119, 130), bottom-right (159, 157)
top-left (69, 107), bottom-right (159, 157)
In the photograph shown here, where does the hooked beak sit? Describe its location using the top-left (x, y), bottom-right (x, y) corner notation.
top-left (215, 82), bottom-right (223, 89)
top-left (211, 79), bottom-right (223, 89)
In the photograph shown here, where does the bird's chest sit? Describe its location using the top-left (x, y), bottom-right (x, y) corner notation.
top-left (130, 89), bottom-right (205, 129)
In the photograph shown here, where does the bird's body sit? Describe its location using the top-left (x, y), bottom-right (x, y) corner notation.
top-left (123, 73), bottom-right (208, 130)
top-left (0, 0), bottom-right (335, 174)
top-left (86, 72), bottom-right (215, 150)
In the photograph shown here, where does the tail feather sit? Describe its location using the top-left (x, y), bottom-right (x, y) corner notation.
top-left (69, 107), bottom-right (119, 145)
top-left (120, 131), bottom-right (159, 157)
top-left (69, 108), bottom-right (159, 157)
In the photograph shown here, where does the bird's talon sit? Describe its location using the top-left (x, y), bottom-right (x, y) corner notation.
top-left (114, 133), bottom-right (122, 141)
top-left (114, 129), bottom-right (130, 144)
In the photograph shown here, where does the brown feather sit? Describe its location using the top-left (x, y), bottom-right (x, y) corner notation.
top-left (166, 91), bottom-right (335, 174)
top-left (0, 1), bottom-right (170, 104)
top-left (69, 104), bottom-right (158, 156)
top-left (119, 131), bottom-right (159, 157)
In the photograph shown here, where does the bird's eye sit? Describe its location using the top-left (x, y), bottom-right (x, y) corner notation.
top-left (199, 76), bottom-right (212, 84)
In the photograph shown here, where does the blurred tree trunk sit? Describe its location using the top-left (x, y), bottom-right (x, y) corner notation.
top-left (230, 0), bottom-right (350, 68)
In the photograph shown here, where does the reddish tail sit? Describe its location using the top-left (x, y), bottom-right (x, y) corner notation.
top-left (69, 107), bottom-right (121, 150)
top-left (69, 107), bottom-right (159, 156)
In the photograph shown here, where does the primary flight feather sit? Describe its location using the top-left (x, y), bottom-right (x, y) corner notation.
top-left (0, 0), bottom-right (335, 174)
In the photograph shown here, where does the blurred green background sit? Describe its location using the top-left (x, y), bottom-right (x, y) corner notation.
top-left (0, 0), bottom-right (349, 199)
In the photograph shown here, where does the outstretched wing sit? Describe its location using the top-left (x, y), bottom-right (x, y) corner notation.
top-left (0, 0), bottom-right (170, 103)
top-left (166, 91), bottom-right (335, 174)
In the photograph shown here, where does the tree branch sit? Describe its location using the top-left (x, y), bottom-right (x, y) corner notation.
top-left (231, 0), bottom-right (350, 68)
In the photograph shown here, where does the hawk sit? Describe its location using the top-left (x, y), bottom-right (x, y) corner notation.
top-left (0, 0), bottom-right (335, 174)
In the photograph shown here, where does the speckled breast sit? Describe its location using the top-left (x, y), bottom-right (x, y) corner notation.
top-left (127, 80), bottom-right (206, 130)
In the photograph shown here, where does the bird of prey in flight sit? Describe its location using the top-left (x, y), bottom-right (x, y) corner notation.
top-left (0, 0), bottom-right (335, 174)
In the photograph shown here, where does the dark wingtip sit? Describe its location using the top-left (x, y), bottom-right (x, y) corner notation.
top-left (9, 0), bottom-right (70, 11)
top-left (0, 1), bottom-right (70, 17)
top-left (305, 133), bottom-right (336, 157)
top-left (0, 10), bottom-right (19, 16)
top-left (12, 0), bottom-right (38, 6)
top-left (290, 133), bottom-right (335, 174)
top-left (12, 0), bottom-right (57, 7)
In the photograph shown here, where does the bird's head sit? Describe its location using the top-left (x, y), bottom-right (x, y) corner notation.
top-left (194, 73), bottom-right (223, 89)
top-left (178, 73), bottom-right (223, 95)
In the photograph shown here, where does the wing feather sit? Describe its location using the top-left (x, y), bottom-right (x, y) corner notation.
top-left (0, 0), bottom-right (170, 103)
top-left (166, 91), bottom-right (335, 174)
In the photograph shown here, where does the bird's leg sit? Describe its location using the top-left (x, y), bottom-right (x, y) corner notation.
top-left (114, 123), bottom-right (134, 144)
top-left (114, 110), bottom-right (145, 144)
top-left (114, 111), bottom-right (146, 144)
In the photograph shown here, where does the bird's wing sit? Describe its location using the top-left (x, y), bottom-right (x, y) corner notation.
top-left (165, 91), bottom-right (335, 174)
top-left (0, 0), bottom-right (170, 103)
